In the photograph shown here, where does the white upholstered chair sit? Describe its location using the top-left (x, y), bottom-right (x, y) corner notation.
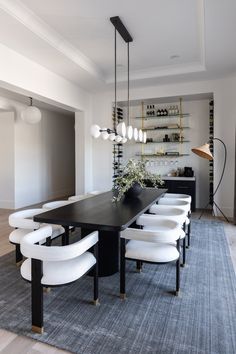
top-left (148, 204), bottom-right (187, 267)
top-left (120, 219), bottom-right (181, 298)
top-left (42, 200), bottom-right (74, 210)
top-left (20, 225), bottom-right (99, 334)
top-left (9, 208), bottom-right (64, 265)
top-left (163, 193), bottom-right (192, 204)
top-left (68, 194), bottom-right (91, 201)
top-left (158, 198), bottom-right (191, 247)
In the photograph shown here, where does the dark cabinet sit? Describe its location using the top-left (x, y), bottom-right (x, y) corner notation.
top-left (161, 178), bottom-right (196, 211)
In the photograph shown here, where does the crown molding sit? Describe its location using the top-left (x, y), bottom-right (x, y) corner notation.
top-left (0, 0), bottom-right (105, 82)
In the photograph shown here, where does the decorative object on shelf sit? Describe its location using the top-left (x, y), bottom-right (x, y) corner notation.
top-left (192, 138), bottom-right (229, 222)
top-left (90, 16), bottom-right (145, 144)
top-left (21, 97), bottom-right (42, 124)
top-left (113, 159), bottom-right (163, 201)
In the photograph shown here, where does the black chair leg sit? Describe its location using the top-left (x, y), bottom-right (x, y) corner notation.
top-left (187, 221), bottom-right (191, 248)
top-left (181, 237), bottom-right (186, 267)
top-left (93, 243), bottom-right (99, 305)
top-left (176, 240), bottom-right (180, 296)
top-left (31, 259), bottom-right (44, 333)
top-left (120, 237), bottom-right (126, 299)
top-left (15, 244), bottom-right (23, 266)
top-left (136, 260), bottom-right (143, 272)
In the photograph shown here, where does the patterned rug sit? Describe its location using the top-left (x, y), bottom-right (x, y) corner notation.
top-left (0, 220), bottom-right (235, 354)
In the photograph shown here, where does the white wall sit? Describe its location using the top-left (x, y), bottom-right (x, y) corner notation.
top-left (14, 108), bottom-right (75, 208)
top-left (0, 112), bottom-right (15, 208)
top-left (91, 76), bottom-right (236, 217)
top-left (0, 96), bottom-right (75, 209)
top-left (0, 42), bottom-right (93, 197)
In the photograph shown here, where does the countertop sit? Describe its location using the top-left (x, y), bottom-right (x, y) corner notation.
top-left (162, 176), bottom-right (195, 181)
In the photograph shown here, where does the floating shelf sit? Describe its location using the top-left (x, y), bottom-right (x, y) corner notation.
top-left (137, 140), bottom-right (190, 144)
top-left (142, 126), bottom-right (190, 131)
top-left (136, 153), bottom-right (190, 158)
top-left (134, 113), bottom-right (190, 119)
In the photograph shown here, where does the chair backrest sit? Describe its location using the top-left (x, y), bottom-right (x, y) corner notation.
top-left (9, 208), bottom-right (44, 230)
top-left (68, 194), bottom-right (91, 201)
top-left (121, 220), bottom-right (181, 243)
top-left (163, 193), bottom-right (192, 203)
top-left (158, 198), bottom-right (190, 213)
top-left (139, 209), bottom-right (186, 226)
top-left (88, 190), bottom-right (103, 195)
top-left (42, 200), bottom-right (74, 210)
top-left (20, 225), bottom-right (98, 262)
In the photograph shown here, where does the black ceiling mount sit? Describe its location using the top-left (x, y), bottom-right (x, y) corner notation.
top-left (110, 16), bottom-right (133, 43)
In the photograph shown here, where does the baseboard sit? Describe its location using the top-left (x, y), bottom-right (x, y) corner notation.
top-left (0, 200), bottom-right (15, 209)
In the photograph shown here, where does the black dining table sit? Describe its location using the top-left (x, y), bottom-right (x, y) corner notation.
top-left (34, 188), bottom-right (167, 276)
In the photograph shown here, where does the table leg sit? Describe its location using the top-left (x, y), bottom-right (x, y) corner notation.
top-left (81, 229), bottom-right (119, 277)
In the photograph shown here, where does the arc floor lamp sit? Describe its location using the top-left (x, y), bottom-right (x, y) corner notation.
top-left (192, 138), bottom-right (229, 222)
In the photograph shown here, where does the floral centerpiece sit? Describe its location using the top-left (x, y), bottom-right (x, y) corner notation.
top-left (113, 159), bottom-right (163, 201)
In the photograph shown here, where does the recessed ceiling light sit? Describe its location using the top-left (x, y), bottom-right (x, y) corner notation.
top-left (170, 55), bottom-right (180, 60)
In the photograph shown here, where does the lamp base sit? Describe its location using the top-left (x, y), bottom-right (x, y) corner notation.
top-left (199, 200), bottom-right (229, 222)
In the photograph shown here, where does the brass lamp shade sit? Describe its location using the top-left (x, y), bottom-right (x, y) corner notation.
top-left (191, 143), bottom-right (213, 160)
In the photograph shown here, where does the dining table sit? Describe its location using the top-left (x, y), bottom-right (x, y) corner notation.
top-left (34, 188), bottom-right (167, 276)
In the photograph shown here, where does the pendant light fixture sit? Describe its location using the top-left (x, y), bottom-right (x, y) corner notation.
top-left (21, 97), bottom-right (42, 124)
top-left (90, 16), bottom-right (145, 143)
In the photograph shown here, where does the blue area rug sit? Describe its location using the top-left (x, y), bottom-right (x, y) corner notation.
top-left (0, 220), bottom-right (236, 354)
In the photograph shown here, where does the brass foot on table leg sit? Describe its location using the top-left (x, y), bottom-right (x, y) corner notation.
top-left (93, 299), bottom-right (100, 306)
top-left (136, 268), bottom-right (142, 273)
top-left (175, 290), bottom-right (180, 297)
top-left (120, 293), bottom-right (127, 300)
top-left (43, 287), bottom-right (51, 293)
top-left (16, 260), bottom-right (23, 267)
top-left (32, 325), bottom-right (44, 334)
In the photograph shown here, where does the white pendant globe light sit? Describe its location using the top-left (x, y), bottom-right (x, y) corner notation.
top-left (143, 132), bottom-right (147, 144)
top-left (133, 127), bottom-right (138, 141)
top-left (101, 128), bottom-right (109, 140)
top-left (90, 124), bottom-right (101, 138)
top-left (115, 135), bottom-right (122, 143)
top-left (139, 129), bottom-right (143, 142)
top-left (21, 97), bottom-right (41, 124)
top-left (127, 125), bottom-right (133, 140)
top-left (116, 122), bottom-right (126, 138)
top-left (109, 133), bottom-right (116, 141)
top-left (121, 137), bottom-right (128, 144)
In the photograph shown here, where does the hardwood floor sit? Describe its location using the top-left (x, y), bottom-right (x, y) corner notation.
top-left (0, 207), bottom-right (235, 354)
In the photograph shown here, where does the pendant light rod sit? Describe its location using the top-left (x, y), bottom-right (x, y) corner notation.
top-left (114, 27), bottom-right (117, 128)
top-left (127, 41), bottom-right (130, 126)
top-left (110, 16), bottom-right (133, 43)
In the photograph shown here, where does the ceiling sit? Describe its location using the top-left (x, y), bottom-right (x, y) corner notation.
top-left (0, 0), bottom-right (236, 92)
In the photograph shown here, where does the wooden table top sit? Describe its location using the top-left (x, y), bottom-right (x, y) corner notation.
top-left (34, 188), bottom-right (167, 231)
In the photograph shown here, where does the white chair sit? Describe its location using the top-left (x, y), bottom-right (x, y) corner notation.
top-left (88, 190), bottom-right (104, 195)
top-left (9, 208), bottom-right (64, 265)
top-left (120, 219), bottom-right (181, 298)
top-left (42, 200), bottom-right (74, 210)
top-left (20, 225), bottom-right (99, 334)
top-left (158, 198), bottom-right (191, 248)
top-left (137, 209), bottom-right (187, 266)
top-left (68, 194), bottom-right (91, 201)
top-left (163, 193), bottom-right (192, 204)
top-left (43, 200), bottom-right (77, 244)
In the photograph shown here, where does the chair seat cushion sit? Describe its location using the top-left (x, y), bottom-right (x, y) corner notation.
top-left (125, 240), bottom-right (179, 263)
top-left (185, 217), bottom-right (190, 225)
top-left (50, 224), bottom-right (65, 239)
top-left (9, 229), bottom-right (32, 244)
top-left (142, 226), bottom-right (185, 240)
top-left (20, 251), bottom-right (96, 286)
top-left (9, 224), bottom-right (64, 245)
